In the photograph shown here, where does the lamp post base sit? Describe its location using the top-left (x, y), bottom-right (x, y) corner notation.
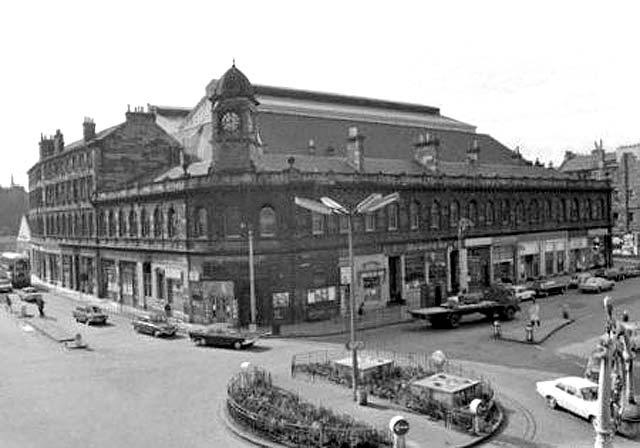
top-left (594, 430), bottom-right (614, 448)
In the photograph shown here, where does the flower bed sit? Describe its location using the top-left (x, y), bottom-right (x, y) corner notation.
top-left (227, 367), bottom-right (392, 447)
top-left (293, 358), bottom-right (499, 435)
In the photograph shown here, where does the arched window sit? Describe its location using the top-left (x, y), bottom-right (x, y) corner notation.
top-left (61, 214), bottom-right (66, 236)
top-left (485, 201), bottom-right (494, 225)
top-left (74, 213), bottom-right (79, 236)
top-left (530, 199), bottom-right (539, 224)
top-left (515, 201), bottom-right (525, 226)
top-left (225, 206), bottom-right (242, 238)
top-left (259, 206), bottom-right (276, 237)
top-left (501, 199), bottom-right (510, 225)
top-left (98, 211), bottom-right (106, 236)
top-left (140, 208), bottom-right (149, 237)
top-left (129, 209), bottom-right (137, 237)
top-left (468, 200), bottom-right (478, 226)
top-left (572, 198), bottom-right (580, 221)
top-left (430, 201), bottom-right (441, 229)
top-left (598, 198), bottom-right (605, 220)
top-left (546, 199), bottom-right (553, 221)
top-left (587, 199), bottom-right (593, 221)
top-left (167, 207), bottom-right (176, 238)
top-left (449, 200), bottom-right (459, 228)
top-left (387, 203), bottom-right (399, 230)
top-left (118, 209), bottom-right (126, 237)
top-left (108, 210), bottom-right (116, 236)
top-left (153, 207), bottom-right (162, 238)
top-left (409, 200), bottom-right (420, 230)
top-left (81, 213), bottom-right (87, 236)
top-left (558, 199), bottom-right (566, 222)
top-left (88, 212), bottom-right (94, 236)
top-left (194, 207), bottom-right (208, 237)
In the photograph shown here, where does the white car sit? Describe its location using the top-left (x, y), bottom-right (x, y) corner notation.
top-left (507, 285), bottom-right (536, 302)
top-left (536, 376), bottom-right (599, 422)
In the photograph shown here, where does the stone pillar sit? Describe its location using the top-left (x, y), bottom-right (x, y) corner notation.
top-left (115, 260), bottom-right (122, 303)
top-left (137, 261), bottom-right (146, 310)
top-left (539, 247), bottom-right (546, 278)
top-left (94, 255), bottom-right (101, 298)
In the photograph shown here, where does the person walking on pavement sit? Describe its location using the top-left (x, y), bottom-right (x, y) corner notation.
top-left (4, 294), bottom-right (11, 313)
top-left (36, 296), bottom-right (45, 318)
top-left (529, 298), bottom-right (540, 327)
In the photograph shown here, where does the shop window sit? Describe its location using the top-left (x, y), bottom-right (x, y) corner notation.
top-left (311, 212), bottom-right (325, 235)
top-left (431, 201), bottom-right (441, 229)
top-left (388, 203), bottom-right (398, 231)
top-left (272, 292), bottom-right (290, 320)
top-left (307, 286), bottom-right (336, 304)
top-left (404, 252), bottom-right (425, 287)
top-left (196, 207), bottom-right (209, 238)
top-left (364, 213), bottom-right (375, 232)
top-left (409, 201), bottom-right (420, 230)
top-left (143, 263), bottom-right (152, 297)
top-left (449, 201), bottom-right (459, 228)
top-left (225, 206), bottom-right (242, 238)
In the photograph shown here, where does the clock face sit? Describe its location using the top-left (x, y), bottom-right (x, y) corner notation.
top-left (221, 112), bottom-right (241, 133)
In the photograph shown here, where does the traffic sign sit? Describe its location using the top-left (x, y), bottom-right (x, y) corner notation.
top-left (389, 415), bottom-right (410, 435)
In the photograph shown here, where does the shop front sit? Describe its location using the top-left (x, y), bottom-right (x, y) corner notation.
top-left (543, 239), bottom-right (566, 277)
top-left (188, 280), bottom-right (236, 325)
top-left (492, 245), bottom-right (516, 284)
top-left (120, 261), bottom-right (138, 307)
top-left (568, 236), bottom-right (589, 272)
top-left (518, 241), bottom-right (540, 281)
top-left (340, 253), bottom-right (389, 312)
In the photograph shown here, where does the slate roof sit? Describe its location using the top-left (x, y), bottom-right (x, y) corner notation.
top-left (559, 151), bottom-right (617, 172)
top-left (63, 123), bottom-right (124, 152)
top-left (155, 152), bottom-right (574, 182)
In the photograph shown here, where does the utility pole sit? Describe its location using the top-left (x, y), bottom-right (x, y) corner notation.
top-left (248, 229), bottom-right (256, 332)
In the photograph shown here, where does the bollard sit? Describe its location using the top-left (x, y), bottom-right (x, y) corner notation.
top-left (525, 323), bottom-right (534, 342)
top-left (492, 320), bottom-right (501, 339)
top-left (561, 304), bottom-right (570, 320)
top-left (20, 305), bottom-right (27, 318)
top-left (389, 416), bottom-right (409, 448)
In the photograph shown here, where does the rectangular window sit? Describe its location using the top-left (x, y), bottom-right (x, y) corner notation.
top-left (143, 263), bottom-right (152, 297)
top-left (365, 213), bottom-right (375, 232)
top-left (629, 212), bottom-right (634, 223)
top-left (306, 286), bottom-right (336, 304)
top-left (311, 212), bottom-right (324, 235)
top-left (339, 215), bottom-right (349, 234)
top-left (388, 205), bottom-right (398, 231)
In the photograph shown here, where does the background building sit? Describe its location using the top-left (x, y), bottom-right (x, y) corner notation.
top-left (28, 65), bottom-right (613, 326)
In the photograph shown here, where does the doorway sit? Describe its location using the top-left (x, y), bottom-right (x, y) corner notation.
top-left (388, 256), bottom-right (403, 303)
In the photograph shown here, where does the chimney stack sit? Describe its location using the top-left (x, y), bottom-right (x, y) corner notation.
top-left (413, 131), bottom-right (439, 171)
top-left (346, 126), bottom-right (365, 172)
top-left (83, 117), bottom-right (96, 141)
top-left (53, 129), bottom-right (64, 153)
top-left (39, 134), bottom-right (55, 159)
top-left (125, 105), bottom-right (155, 124)
top-left (308, 139), bottom-right (316, 155)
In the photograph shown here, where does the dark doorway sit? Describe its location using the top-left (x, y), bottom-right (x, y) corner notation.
top-left (388, 256), bottom-right (402, 303)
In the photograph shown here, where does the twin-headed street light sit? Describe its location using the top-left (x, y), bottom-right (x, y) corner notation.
top-left (295, 192), bottom-right (399, 402)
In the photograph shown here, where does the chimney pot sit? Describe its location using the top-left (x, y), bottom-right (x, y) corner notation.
top-left (308, 139), bottom-right (316, 155)
top-left (83, 117), bottom-right (96, 141)
top-left (346, 127), bottom-right (365, 171)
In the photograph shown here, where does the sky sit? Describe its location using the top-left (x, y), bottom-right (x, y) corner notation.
top-left (2, 0), bottom-right (639, 188)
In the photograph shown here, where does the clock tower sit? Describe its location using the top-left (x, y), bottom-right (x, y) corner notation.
top-left (210, 63), bottom-right (261, 172)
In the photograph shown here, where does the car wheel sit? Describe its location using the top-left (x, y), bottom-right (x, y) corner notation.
top-left (153, 330), bottom-right (160, 338)
top-left (546, 396), bottom-right (558, 409)
top-left (194, 338), bottom-right (203, 346)
top-left (233, 341), bottom-right (242, 350)
top-left (589, 415), bottom-right (596, 426)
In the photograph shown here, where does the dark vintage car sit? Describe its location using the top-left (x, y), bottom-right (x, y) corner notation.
top-left (593, 267), bottom-right (626, 281)
top-left (0, 277), bottom-right (12, 293)
top-left (188, 326), bottom-right (260, 350)
top-left (532, 280), bottom-right (567, 297)
top-left (132, 313), bottom-right (177, 337)
top-left (72, 305), bottom-right (108, 325)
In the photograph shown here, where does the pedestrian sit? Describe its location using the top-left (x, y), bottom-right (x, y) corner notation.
top-left (622, 310), bottom-right (629, 322)
top-left (164, 302), bottom-right (172, 318)
top-left (529, 298), bottom-right (540, 327)
top-left (36, 297), bottom-right (45, 318)
top-left (357, 302), bottom-right (364, 318)
top-left (5, 294), bottom-right (11, 313)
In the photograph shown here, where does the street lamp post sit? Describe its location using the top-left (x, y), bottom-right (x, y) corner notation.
top-left (248, 229), bottom-right (257, 332)
top-left (295, 192), bottom-right (399, 402)
top-left (457, 217), bottom-right (474, 295)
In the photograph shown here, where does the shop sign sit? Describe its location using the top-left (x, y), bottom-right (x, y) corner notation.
top-left (340, 266), bottom-right (351, 285)
top-left (385, 241), bottom-right (449, 254)
top-left (492, 246), bottom-right (514, 263)
top-left (518, 241), bottom-right (539, 255)
top-left (465, 237), bottom-right (492, 247)
top-left (587, 228), bottom-right (608, 236)
top-left (189, 270), bottom-right (200, 282)
top-left (544, 239), bottom-right (566, 251)
top-left (165, 267), bottom-right (182, 280)
top-left (569, 237), bottom-right (588, 249)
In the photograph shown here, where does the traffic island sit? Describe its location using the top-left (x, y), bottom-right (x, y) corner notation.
top-left (495, 317), bottom-right (575, 345)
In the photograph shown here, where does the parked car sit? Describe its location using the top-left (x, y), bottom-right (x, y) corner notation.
top-left (0, 277), bottom-right (12, 292)
top-left (188, 325), bottom-right (260, 349)
top-left (595, 267), bottom-right (626, 282)
top-left (72, 305), bottom-right (108, 325)
top-left (568, 272), bottom-right (593, 289)
top-left (18, 287), bottom-right (42, 303)
top-left (620, 265), bottom-right (640, 278)
top-left (579, 277), bottom-right (615, 293)
top-left (132, 313), bottom-right (177, 337)
top-left (506, 285), bottom-right (536, 302)
top-left (536, 376), bottom-right (598, 422)
top-left (532, 280), bottom-right (567, 297)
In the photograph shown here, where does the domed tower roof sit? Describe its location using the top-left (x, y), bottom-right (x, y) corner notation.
top-left (211, 63), bottom-right (258, 105)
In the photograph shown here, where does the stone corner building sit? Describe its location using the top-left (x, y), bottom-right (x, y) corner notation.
top-left (28, 65), bottom-right (613, 326)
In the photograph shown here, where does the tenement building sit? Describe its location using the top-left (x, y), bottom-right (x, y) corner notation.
top-left (28, 65), bottom-right (613, 326)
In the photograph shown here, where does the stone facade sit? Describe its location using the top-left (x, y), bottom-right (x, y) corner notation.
top-left (28, 65), bottom-right (613, 326)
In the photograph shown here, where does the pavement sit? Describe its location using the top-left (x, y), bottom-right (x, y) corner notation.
top-left (14, 281), bottom-right (505, 448)
top-left (497, 317), bottom-right (575, 344)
